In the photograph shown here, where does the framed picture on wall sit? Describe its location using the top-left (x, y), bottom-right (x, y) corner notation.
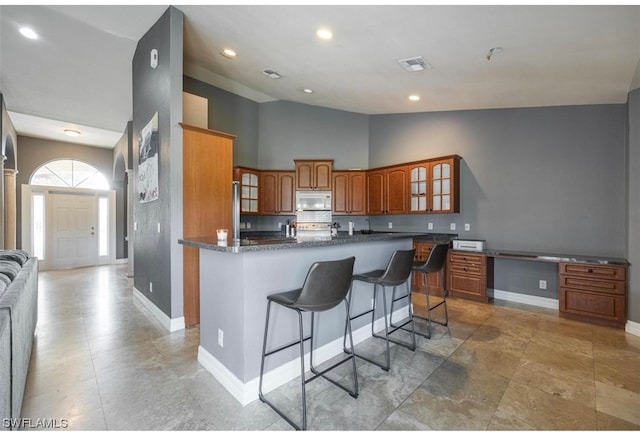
top-left (138, 112), bottom-right (159, 203)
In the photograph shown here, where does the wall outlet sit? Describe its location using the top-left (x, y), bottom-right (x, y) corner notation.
top-left (239, 222), bottom-right (246, 229)
top-left (218, 329), bottom-right (224, 347)
top-left (388, 222), bottom-right (393, 229)
top-left (134, 222), bottom-right (137, 231)
top-left (427, 222), bottom-right (434, 230)
top-left (157, 222), bottom-right (161, 233)
top-left (464, 223), bottom-right (471, 231)
top-left (149, 282), bottom-right (153, 293)
top-left (278, 222), bottom-right (282, 229)
top-left (450, 223), bottom-right (456, 231)
top-left (246, 222), bottom-right (251, 229)
top-left (539, 280), bottom-right (547, 290)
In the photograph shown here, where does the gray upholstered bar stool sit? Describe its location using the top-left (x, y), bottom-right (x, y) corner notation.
top-left (344, 249), bottom-right (416, 371)
top-left (258, 256), bottom-right (358, 431)
top-left (412, 242), bottom-right (450, 338)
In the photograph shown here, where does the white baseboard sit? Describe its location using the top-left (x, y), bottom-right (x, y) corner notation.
top-left (114, 258), bottom-right (128, 264)
top-left (490, 290), bottom-right (640, 336)
top-left (626, 320), bottom-right (640, 336)
top-left (489, 289), bottom-right (559, 310)
top-left (132, 287), bottom-right (185, 332)
top-left (198, 306), bottom-right (409, 406)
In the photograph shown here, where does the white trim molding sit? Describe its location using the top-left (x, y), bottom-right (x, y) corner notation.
top-left (133, 287), bottom-right (185, 332)
top-left (489, 289), bottom-right (559, 310)
top-left (626, 320), bottom-right (640, 336)
top-left (198, 306), bottom-right (409, 406)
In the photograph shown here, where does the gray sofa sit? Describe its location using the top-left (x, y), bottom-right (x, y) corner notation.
top-left (0, 253), bottom-right (38, 429)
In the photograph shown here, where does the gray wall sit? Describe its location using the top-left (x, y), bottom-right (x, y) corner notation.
top-left (627, 88), bottom-right (639, 323)
top-left (183, 76), bottom-right (259, 168)
top-left (258, 101), bottom-right (369, 170)
top-left (369, 105), bottom-right (627, 256)
top-left (132, 6), bottom-right (184, 318)
top-left (369, 105), bottom-right (628, 300)
top-left (15, 136), bottom-right (114, 249)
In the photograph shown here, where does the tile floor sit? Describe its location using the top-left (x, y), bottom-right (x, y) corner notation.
top-left (21, 264), bottom-right (640, 430)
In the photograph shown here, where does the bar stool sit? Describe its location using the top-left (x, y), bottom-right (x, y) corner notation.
top-left (258, 256), bottom-right (358, 431)
top-left (412, 242), bottom-right (450, 338)
top-left (344, 249), bottom-right (416, 371)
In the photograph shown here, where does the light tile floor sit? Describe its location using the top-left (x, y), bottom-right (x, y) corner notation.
top-left (21, 264), bottom-right (640, 430)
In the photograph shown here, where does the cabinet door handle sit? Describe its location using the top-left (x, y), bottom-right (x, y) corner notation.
top-left (588, 269), bottom-right (593, 273)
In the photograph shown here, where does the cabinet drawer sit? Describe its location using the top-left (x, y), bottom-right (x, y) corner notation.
top-left (449, 273), bottom-right (485, 295)
top-left (559, 263), bottom-right (626, 281)
top-left (449, 252), bottom-right (485, 266)
top-left (560, 288), bottom-right (626, 324)
top-left (560, 275), bottom-right (626, 295)
top-left (449, 263), bottom-right (484, 276)
top-left (414, 242), bottom-right (434, 261)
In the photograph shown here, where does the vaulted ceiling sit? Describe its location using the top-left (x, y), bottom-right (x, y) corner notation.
top-left (1, 5), bottom-right (639, 148)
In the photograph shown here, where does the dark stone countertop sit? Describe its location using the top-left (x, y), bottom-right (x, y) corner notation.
top-left (485, 249), bottom-right (629, 266)
top-left (179, 232), bottom-right (457, 253)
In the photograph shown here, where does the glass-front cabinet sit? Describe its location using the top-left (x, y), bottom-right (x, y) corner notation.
top-left (409, 165), bottom-right (428, 212)
top-left (234, 167), bottom-right (260, 214)
top-left (407, 156), bottom-right (460, 214)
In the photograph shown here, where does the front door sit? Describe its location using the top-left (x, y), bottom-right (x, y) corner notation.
top-left (51, 193), bottom-right (97, 269)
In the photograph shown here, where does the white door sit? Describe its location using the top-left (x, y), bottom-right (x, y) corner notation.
top-left (51, 193), bottom-right (97, 268)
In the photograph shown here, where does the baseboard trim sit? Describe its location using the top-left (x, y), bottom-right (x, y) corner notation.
top-left (489, 289), bottom-right (559, 310)
top-left (197, 306), bottom-right (409, 406)
top-left (114, 258), bottom-right (128, 264)
top-left (132, 287), bottom-right (185, 332)
top-left (625, 320), bottom-right (640, 336)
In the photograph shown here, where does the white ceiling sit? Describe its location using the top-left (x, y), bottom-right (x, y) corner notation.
top-left (1, 5), bottom-right (639, 149)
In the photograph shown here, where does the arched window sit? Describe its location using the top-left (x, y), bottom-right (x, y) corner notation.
top-left (30, 159), bottom-right (109, 190)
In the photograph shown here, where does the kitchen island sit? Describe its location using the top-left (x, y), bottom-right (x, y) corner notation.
top-left (179, 232), bottom-right (454, 405)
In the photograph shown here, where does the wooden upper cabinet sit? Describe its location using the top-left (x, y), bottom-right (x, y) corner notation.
top-left (407, 156), bottom-right (461, 214)
top-left (295, 160), bottom-right (333, 190)
top-left (332, 171), bottom-right (366, 215)
top-left (367, 166), bottom-right (408, 214)
top-left (259, 171), bottom-right (295, 215)
top-left (233, 167), bottom-right (260, 214)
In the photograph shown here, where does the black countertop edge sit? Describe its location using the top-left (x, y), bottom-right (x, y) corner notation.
top-left (179, 232), bottom-right (457, 253)
top-left (485, 249), bottom-right (629, 266)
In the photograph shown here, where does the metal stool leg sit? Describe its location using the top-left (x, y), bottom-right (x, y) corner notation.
top-left (389, 279), bottom-right (428, 342)
top-left (259, 304), bottom-right (308, 430)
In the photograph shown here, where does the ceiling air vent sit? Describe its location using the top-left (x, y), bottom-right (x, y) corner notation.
top-left (262, 69), bottom-right (282, 79)
top-left (397, 56), bottom-right (432, 72)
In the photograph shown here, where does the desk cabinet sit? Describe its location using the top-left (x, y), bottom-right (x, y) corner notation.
top-left (447, 251), bottom-right (492, 302)
top-left (559, 262), bottom-right (627, 328)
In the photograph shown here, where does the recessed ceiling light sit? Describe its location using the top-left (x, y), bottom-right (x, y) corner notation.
top-left (316, 28), bottom-right (333, 40)
top-left (408, 95), bottom-right (420, 101)
top-left (221, 48), bottom-right (236, 59)
top-left (303, 88), bottom-right (314, 94)
top-left (19, 27), bottom-right (38, 40)
top-left (64, 129), bottom-right (81, 137)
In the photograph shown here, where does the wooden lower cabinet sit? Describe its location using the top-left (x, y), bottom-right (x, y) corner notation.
top-left (559, 262), bottom-right (627, 328)
top-left (447, 251), bottom-right (493, 302)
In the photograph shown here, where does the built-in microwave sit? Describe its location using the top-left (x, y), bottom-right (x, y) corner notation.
top-left (295, 191), bottom-right (332, 211)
